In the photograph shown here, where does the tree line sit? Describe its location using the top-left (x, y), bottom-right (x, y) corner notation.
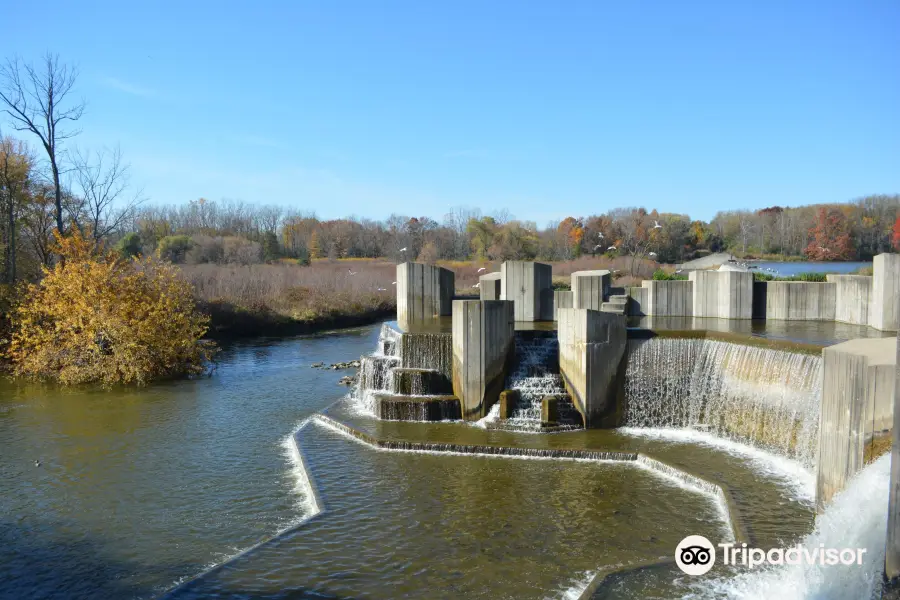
top-left (2, 54), bottom-right (899, 287)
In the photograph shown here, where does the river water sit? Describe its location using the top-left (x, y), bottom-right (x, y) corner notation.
top-left (0, 322), bottom-right (879, 599)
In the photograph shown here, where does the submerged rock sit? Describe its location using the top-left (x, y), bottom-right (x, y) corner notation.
top-left (338, 375), bottom-right (358, 386)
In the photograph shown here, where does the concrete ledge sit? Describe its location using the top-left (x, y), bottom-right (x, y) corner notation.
top-left (478, 272), bottom-right (502, 301)
top-left (764, 281), bottom-right (837, 321)
top-left (827, 274), bottom-right (872, 326)
top-left (571, 270), bottom-right (611, 311)
top-left (872, 254), bottom-right (900, 331)
top-left (625, 327), bottom-right (826, 355)
top-left (390, 367), bottom-right (451, 395)
top-left (816, 336), bottom-right (897, 510)
top-left (641, 279), bottom-right (693, 317)
top-left (372, 393), bottom-right (461, 421)
top-left (553, 290), bottom-right (574, 321)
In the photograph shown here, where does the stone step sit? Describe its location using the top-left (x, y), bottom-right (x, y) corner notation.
top-left (600, 302), bottom-right (626, 314)
top-left (608, 296), bottom-right (628, 304)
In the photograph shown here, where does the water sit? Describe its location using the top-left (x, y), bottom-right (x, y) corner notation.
top-left (749, 261), bottom-right (870, 277)
top-left (623, 338), bottom-right (822, 468)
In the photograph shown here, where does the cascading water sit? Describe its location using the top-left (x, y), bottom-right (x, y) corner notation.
top-left (623, 338), bottom-right (822, 468)
top-left (502, 333), bottom-right (580, 430)
top-left (685, 452), bottom-right (891, 600)
top-left (355, 324), bottom-right (401, 414)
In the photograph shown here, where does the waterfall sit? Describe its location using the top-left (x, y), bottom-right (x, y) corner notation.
top-left (503, 333), bottom-right (580, 430)
top-left (355, 324), bottom-right (401, 414)
top-left (623, 338), bottom-right (822, 468)
top-left (688, 453), bottom-right (890, 600)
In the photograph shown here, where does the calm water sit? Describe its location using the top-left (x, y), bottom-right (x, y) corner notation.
top-left (0, 323), bottom-right (825, 599)
top-left (748, 261), bottom-right (870, 276)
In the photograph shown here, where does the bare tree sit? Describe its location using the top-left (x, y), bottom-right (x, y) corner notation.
top-left (69, 146), bottom-right (143, 241)
top-left (0, 54), bottom-right (85, 236)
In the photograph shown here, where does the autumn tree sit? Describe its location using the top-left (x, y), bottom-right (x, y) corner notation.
top-left (0, 136), bottom-right (32, 282)
top-left (0, 54), bottom-right (84, 237)
top-left (6, 228), bottom-right (214, 386)
top-left (804, 207), bottom-right (855, 260)
top-left (892, 216), bottom-right (900, 251)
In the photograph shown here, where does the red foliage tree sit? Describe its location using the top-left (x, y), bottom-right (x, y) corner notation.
top-left (892, 216), bottom-right (900, 251)
top-left (804, 208), bottom-right (855, 261)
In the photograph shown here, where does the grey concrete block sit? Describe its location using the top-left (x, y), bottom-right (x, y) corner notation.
top-left (689, 270), bottom-right (753, 319)
top-left (886, 327), bottom-right (900, 580)
top-left (627, 286), bottom-right (648, 316)
top-left (552, 290), bottom-right (573, 321)
top-left (478, 272), bottom-right (502, 301)
top-left (396, 262), bottom-right (454, 328)
top-left (451, 300), bottom-right (515, 420)
top-left (557, 308), bottom-right (627, 428)
top-left (816, 336), bottom-right (897, 510)
top-left (764, 282), bottom-right (837, 321)
top-left (500, 261), bottom-right (553, 321)
top-left (571, 270), bottom-right (611, 311)
top-left (641, 280), bottom-right (693, 317)
top-left (828, 274), bottom-right (872, 326)
top-left (872, 253), bottom-right (900, 331)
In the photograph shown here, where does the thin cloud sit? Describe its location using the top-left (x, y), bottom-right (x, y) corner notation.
top-left (99, 76), bottom-right (157, 98)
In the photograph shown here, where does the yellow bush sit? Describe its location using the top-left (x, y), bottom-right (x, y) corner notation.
top-left (7, 230), bottom-right (216, 386)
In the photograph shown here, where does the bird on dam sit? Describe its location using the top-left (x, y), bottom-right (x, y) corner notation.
top-left (477, 267), bottom-right (486, 272)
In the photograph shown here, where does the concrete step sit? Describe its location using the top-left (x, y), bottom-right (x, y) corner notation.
top-left (600, 302), bottom-right (626, 314)
top-left (609, 294), bottom-right (629, 302)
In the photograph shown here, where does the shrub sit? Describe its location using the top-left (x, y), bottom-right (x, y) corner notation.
top-left (792, 272), bottom-right (827, 282)
top-left (652, 269), bottom-right (688, 281)
top-left (115, 232), bottom-right (143, 258)
top-left (7, 230), bottom-right (215, 386)
top-left (157, 235), bottom-right (194, 264)
top-left (222, 236), bottom-right (262, 265)
top-left (186, 235), bottom-right (225, 264)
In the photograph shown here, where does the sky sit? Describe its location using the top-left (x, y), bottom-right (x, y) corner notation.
top-left (3, 0), bottom-right (899, 224)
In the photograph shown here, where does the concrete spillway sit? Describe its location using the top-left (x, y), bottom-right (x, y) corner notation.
top-left (623, 337), bottom-right (822, 468)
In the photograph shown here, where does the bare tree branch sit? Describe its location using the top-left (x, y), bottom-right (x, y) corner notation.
top-left (70, 145), bottom-right (144, 241)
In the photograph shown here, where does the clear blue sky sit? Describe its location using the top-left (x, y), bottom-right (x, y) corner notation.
top-left (5, 0), bottom-right (899, 224)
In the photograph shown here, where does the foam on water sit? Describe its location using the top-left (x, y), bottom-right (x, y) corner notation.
top-left (620, 426), bottom-right (815, 504)
top-left (682, 453), bottom-right (891, 600)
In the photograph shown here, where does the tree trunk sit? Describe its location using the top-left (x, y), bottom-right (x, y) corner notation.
top-left (51, 158), bottom-right (63, 235)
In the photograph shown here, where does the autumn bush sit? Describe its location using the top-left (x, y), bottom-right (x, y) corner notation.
top-left (6, 230), bottom-right (215, 386)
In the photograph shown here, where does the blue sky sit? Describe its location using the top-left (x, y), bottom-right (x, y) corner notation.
top-left (4, 0), bottom-right (899, 224)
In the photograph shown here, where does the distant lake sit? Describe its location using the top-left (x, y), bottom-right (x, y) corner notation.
top-left (749, 260), bottom-right (870, 277)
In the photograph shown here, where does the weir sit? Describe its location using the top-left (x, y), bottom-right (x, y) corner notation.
top-left (623, 337), bottom-right (822, 468)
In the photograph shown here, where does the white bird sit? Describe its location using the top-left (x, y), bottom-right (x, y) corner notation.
top-left (675, 269), bottom-right (683, 274)
top-left (653, 221), bottom-right (662, 229)
top-left (377, 288), bottom-right (386, 291)
top-left (613, 269), bottom-right (620, 273)
top-left (607, 246), bottom-right (617, 251)
top-left (473, 283), bottom-right (480, 288)
top-left (399, 247), bottom-right (407, 252)
top-left (648, 252), bottom-right (657, 257)
top-left (594, 245), bottom-right (603, 250)
top-left (597, 232), bottom-right (604, 238)
top-left (477, 267), bottom-right (486, 272)
top-left (818, 246), bottom-right (829, 252)
top-left (348, 269), bottom-right (357, 275)
top-left (392, 281), bottom-right (397, 285)
top-left (34, 460), bottom-right (41, 467)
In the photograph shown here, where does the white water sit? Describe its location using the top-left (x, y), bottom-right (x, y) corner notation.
top-left (354, 323), bottom-right (402, 415)
top-left (684, 453), bottom-right (890, 600)
top-left (624, 338), bottom-right (822, 468)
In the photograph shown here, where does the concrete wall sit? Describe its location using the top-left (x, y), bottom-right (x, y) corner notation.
top-left (451, 300), bottom-right (515, 420)
top-left (396, 262), bottom-right (454, 327)
top-left (886, 327), bottom-right (900, 585)
top-left (500, 261), bottom-right (553, 321)
top-left (557, 308), bottom-right (627, 428)
top-left (816, 336), bottom-right (897, 510)
top-left (689, 270), bottom-right (753, 319)
top-left (872, 254), bottom-right (900, 332)
top-left (764, 282), bottom-right (837, 321)
top-left (641, 280), bottom-right (693, 317)
top-left (479, 272), bottom-right (502, 301)
top-left (571, 270), bottom-right (610, 311)
top-left (827, 274), bottom-right (872, 326)
top-left (627, 286), bottom-right (647, 316)
top-left (553, 290), bottom-right (573, 321)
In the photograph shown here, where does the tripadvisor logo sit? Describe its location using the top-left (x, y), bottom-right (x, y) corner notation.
top-left (675, 535), bottom-right (716, 575)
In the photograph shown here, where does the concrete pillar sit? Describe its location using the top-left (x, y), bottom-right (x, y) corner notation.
top-left (641, 280), bottom-right (693, 317)
top-left (816, 337), bottom-right (897, 511)
top-left (764, 282), bottom-right (837, 321)
top-left (627, 286), bottom-right (648, 316)
top-left (872, 253), bottom-right (900, 331)
top-left (689, 270), bottom-right (753, 319)
top-left (571, 270), bottom-right (610, 311)
top-left (396, 262), bottom-right (454, 327)
top-left (557, 308), bottom-right (627, 428)
top-left (500, 261), bottom-right (553, 321)
top-left (478, 272), bottom-right (502, 301)
top-left (885, 326), bottom-right (900, 589)
top-left (498, 389), bottom-right (518, 420)
top-left (827, 274), bottom-right (872, 326)
top-left (552, 290), bottom-right (573, 320)
top-left (541, 396), bottom-right (559, 426)
top-left (451, 300), bottom-right (515, 420)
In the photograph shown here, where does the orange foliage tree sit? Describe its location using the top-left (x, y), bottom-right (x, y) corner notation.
top-left (892, 216), bottom-right (900, 251)
top-left (803, 207), bottom-right (855, 261)
top-left (6, 228), bottom-right (215, 385)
